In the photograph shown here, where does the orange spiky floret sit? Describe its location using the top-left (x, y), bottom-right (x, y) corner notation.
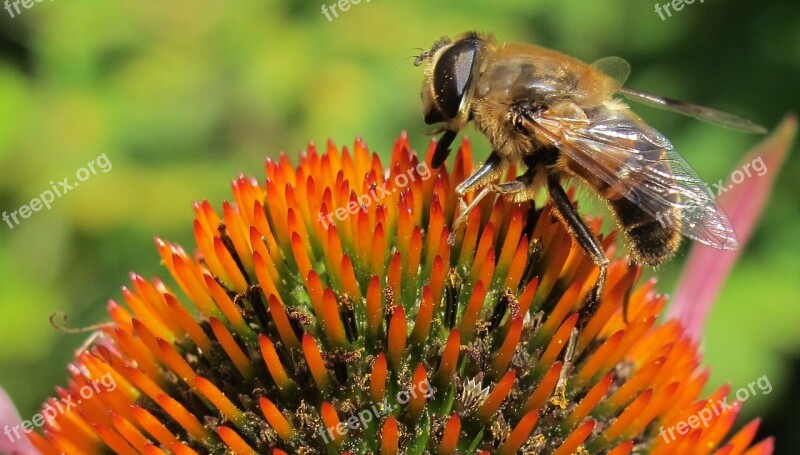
top-left (17, 135), bottom-right (773, 454)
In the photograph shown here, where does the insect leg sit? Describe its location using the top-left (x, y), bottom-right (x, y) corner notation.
top-left (454, 151), bottom-right (504, 196)
top-left (494, 180), bottom-right (527, 193)
top-left (448, 151), bottom-right (505, 244)
top-left (547, 175), bottom-right (608, 326)
top-left (432, 129), bottom-right (459, 168)
top-left (491, 165), bottom-right (538, 203)
top-left (448, 185), bottom-right (494, 244)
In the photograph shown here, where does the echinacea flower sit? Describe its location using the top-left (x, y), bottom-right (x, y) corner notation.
top-left (0, 131), bottom-right (786, 454)
top-left (669, 116), bottom-right (797, 339)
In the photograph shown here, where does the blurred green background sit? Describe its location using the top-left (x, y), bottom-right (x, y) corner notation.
top-left (0, 0), bottom-right (798, 452)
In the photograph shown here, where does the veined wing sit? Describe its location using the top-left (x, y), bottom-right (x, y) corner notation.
top-left (619, 87), bottom-right (767, 134)
top-left (529, 104), bottom-right (739, 250)
top-left (591, 55), bottom-right (766, 134)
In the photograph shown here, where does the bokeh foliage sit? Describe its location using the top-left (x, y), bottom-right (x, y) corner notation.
top-left (0, 0), bottom-right (798, 451)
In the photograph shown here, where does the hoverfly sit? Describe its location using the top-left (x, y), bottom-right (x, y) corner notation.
top-left (416, 32), bottom-right (765, 319)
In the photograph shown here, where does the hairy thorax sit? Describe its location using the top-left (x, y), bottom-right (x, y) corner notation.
top-left (470, 44), bottom-right (611, 162)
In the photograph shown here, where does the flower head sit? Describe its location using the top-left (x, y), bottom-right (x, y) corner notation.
top-left (2, 135), bottom-right (774, 454)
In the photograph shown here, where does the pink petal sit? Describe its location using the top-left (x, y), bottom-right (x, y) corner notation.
top-left (668, 115), bottom-right (797, 339)
top-left (746, 437), bottom-right (775, 455)
top-left (0, 387), bottom-right (38, 455)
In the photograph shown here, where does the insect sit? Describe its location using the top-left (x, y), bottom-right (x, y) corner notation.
top-left (415, 32), bottom-right (765, 320)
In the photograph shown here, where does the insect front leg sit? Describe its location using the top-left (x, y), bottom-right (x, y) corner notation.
top-left (431, 129), bottom-right (459, 168)
top-left (547, 175), bottom-right (609, 327)
top-left (450, 168), bottom-right (534, 245)
top-left (449, 151), bottom-right (505, 244)
top-left (454, 150), bottom-right (504, 196)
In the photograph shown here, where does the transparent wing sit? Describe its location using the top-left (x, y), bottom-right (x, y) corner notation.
top-left (529, 105), bottom-right (739, 250)
top-left (592, 55), bottom-right (765, 133)
top-left (592, 56), bottom-right (631, 89)
top-left (619, 87), bottom-right (767, 134)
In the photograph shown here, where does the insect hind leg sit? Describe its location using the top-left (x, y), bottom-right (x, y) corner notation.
top-left (547, 175), bottom-right (609, 327)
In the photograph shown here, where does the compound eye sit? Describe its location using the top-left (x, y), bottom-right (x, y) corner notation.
top-left (432, 39), bottom-right (478, 120)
